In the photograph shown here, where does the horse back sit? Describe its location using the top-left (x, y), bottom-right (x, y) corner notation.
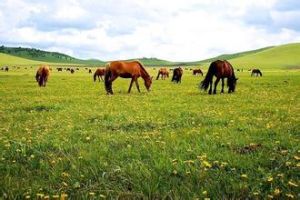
top-left (109, 61), bottom-right (142, 77)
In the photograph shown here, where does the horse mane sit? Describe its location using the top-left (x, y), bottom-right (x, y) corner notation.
top-left (135, 61), bottom-right (150, 78)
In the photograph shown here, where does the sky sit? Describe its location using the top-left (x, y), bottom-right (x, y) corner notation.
top-left (0, 0), bottom-right (300, 61)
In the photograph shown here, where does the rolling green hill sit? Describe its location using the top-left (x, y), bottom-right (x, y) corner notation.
top-left (0, 53), bottom-right (49, 66)
top-left (0, 46), bottom-right (105, 65)
top-left (1, 43), bottom-right (300, 69)
top-left (229, 43), bottom-right (300, 69)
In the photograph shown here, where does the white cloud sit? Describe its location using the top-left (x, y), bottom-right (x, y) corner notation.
top-left (0, 0), bottom-right (299, 61)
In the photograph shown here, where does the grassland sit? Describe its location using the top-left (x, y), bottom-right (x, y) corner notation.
top-left (0, 66), bottom-right (299, 199)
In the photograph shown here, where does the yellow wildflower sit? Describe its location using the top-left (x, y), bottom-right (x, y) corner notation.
top-left (202, 191), bottom-right (207, 195)
top-left (202, 161), bottom-right (212, 168)
top-left (267, 176), bottom-right (273, 182)
top-left (285, 193), bottom-right (294, 199)
top-left (241, 174), bottom-right (248, 179)
top-left (274, 188), bottom-right (281, 196)
top-left (288, 181), bottom-right (298, 187)
top-left (294, 155), bottom-right (300, 160)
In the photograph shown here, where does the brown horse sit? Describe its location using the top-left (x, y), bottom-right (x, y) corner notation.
top-left (200, 60), bottom-right (238, 94)
top-left (104, 61), bottom-right (153, 94)
top-left (94, 68), bottom-right (106, 82)
top-left (251, 69), bottom-right (262, 76)
top-left (171, 67), bottom-right (183, 83)
top-left (36, 65), bottom-right (50, 87)
top-left (156, 68), bottom-right (169, 80)
top-left (193, 69), bottom-right (203, 76)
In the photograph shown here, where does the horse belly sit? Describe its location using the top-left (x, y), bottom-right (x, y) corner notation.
top-left (119, 73), bottom-right (133, 78)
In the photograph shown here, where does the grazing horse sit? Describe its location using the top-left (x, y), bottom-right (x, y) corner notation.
top-left (251, 69), bottom-right (262, 77)
top-left (104, 61), bottom-right (153, 94)
top-left (5, 66), bottom-right (9, 72)
top-left (171, 67), bottom-right (183, 83)
top-left (89, 69), bottom-right (92, 73)
top-left (193, 69), bottom-right (203, 76)
top-left (94, 68), bottom-right (106, 82)
top-left (200, 60), bottom-right (238, 94)
top-left (57, 67), bottom-right (63, 72)
top-left (70, 69), bottom-right (75, 74)
top-left (156, 68), bottom-right (169, 80)
top-left (35, 65), bottom-right (50, 87)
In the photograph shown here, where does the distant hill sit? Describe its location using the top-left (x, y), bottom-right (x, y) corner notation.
top-left (0, 46), bottom-right (105, 65)
top-left (1, 43), bottom-right (299, 69)
top-left (229, 43), bottom-right (300, 69)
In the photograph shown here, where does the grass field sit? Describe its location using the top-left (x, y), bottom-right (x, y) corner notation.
top-left (0, 66), bottom-right (299, 199)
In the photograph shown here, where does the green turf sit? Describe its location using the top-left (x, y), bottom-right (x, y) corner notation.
top-left (0, 66), bottom-right (299, 199)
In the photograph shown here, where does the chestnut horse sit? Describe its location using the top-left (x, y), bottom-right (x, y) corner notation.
top-left (193, 69), bottom-right (203, 76)
top-left (171, 67), bottom-right (183, 83)
top-left (94, 68), bottom-right (106, 82)
top-left (36, 65), bottom-right (50, 87)
top-left (156, 68), bottom-right (169, 80)
top-left (104, 61), bottom-right (153, 94)
top-left (200, 60), bottom-right (238, 94)
top-left (251, 69), bottom-right (262, 77)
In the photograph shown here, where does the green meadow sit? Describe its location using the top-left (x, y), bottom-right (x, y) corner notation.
top-left (0, 63), bottom-right (299, 199)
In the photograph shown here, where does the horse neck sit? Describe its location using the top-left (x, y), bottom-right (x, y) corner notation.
top-left (139, 65), bottom-right (150, 81)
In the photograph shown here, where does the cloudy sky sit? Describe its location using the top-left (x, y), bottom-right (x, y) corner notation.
top-left (0, 0), bottom-right (299, 61)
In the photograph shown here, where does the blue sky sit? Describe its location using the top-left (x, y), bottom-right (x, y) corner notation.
top-left (0, 0), bottom-right (299, 61)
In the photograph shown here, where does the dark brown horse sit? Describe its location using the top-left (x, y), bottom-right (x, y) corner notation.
top-left (200, 60), bottom-right (238, 94)
top-left (36, 65), bottom-right (50, 87)
top-left (94, 68), bottom-right (106, 82)
top-left (105, 61), bottom-right (152, 94)
top-left (193, 69), bottom-right (203, 76)
top-left (156, 68), bottom-right (169, 80)
top-left (171, 67), bottom-right (183, 83)
top-left (251, 69), bottom-right (262, 77)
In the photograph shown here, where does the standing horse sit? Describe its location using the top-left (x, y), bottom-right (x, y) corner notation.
top-left (171, 67), bottom-right (183, 83)
top-left (200, 60), bottom-right (238, 94)
top-left (36, 65), bottom-right (50, 87)
top-left (193, 69), bottom-right (203, 76)
top-left (94, 68), bottom-right (106, 82)
top-left (156, 68), bottom-right (169, 80)
top-left (251, 69), bottom-right (262, 77)
top-left (105, 61), bottom-right (153, 94)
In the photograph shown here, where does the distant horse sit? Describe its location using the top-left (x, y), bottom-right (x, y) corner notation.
top-left (193, 69), bottom-right (203, 76)
top-left (156, 68), bottom-right (169, 80)
top-left (200, 60), bottom-right (238, 94)
top-left (36, 65), bottom-right (50, 87)
top-left (5, 66), bottom-right (9, 72)
top-left (171, 67), bottom-right (183, 83)
top-left (94, 68), bottom-right (106, 82)
top-left (251, 69), bottom-right (262, 77)
top-left (57, 67), bottom-right (63, 72)
top-left (105, 61), bottom-right (153, 94)
top-left (70, 69), bottom-right (75, 74)
top-left (89, 69), bottom-right (92, 73)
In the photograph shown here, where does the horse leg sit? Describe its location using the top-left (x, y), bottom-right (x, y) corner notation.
top-left (220, 78), bottom-right (225, 93)
top-left (128, 78), bottom-right (135, 93)
top-left (135, 79), bottom-right (141, 92)
top-left (100, 75), bottom-right (103, 81)
top-left (208, 79), bottom-right (213, 94)
top-left (213, 77), bottom-right (220, 94)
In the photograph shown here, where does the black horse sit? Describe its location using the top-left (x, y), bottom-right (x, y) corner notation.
top-left (200, 60), bottom-right (238, 94)
top-left (171, 67), bottom-right (183, 83)
top-left (251, 69), bottom-right (262, 77)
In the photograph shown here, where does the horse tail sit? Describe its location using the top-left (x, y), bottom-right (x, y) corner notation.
top-left (200, 63), bottom-right (214, 90)
top-left (35, 71), bottom-right (40, 83)
top-left (259, 70), bottom-right (262, 76)
top-left (104, 64), bottom-right (112, 94)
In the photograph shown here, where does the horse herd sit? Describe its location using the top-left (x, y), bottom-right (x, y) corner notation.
top-left (32, 60), bottom-right (263, 94)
